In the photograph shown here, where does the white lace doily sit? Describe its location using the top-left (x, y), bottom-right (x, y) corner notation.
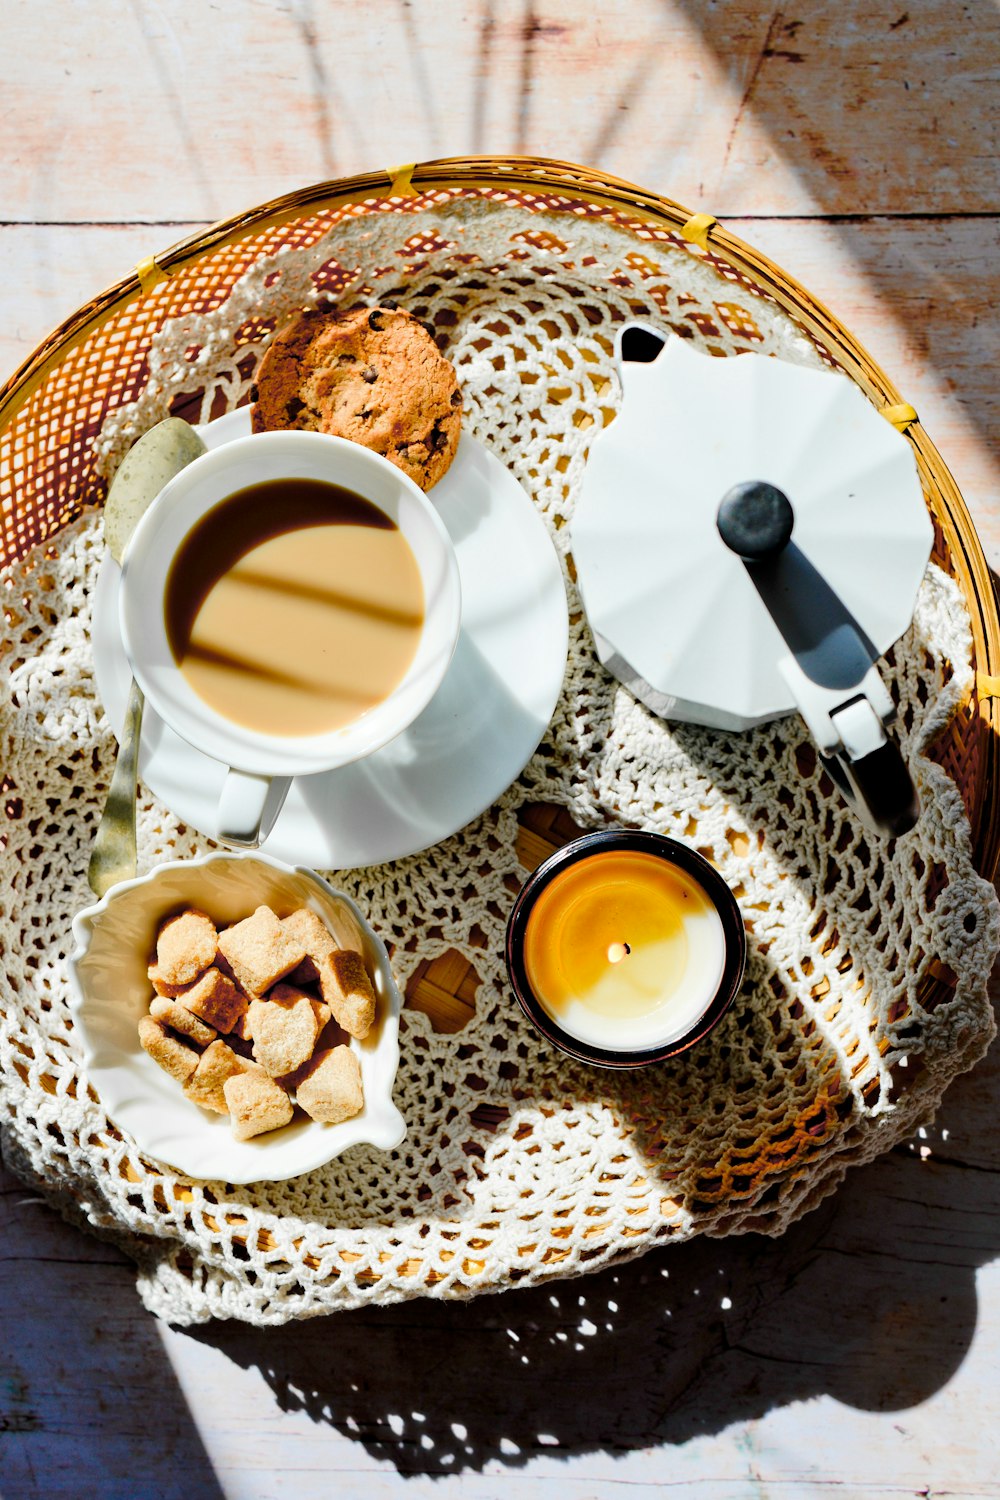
top-left (1, 196), bottom-right (997, 1326)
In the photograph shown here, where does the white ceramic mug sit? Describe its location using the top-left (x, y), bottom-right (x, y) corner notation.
top-left (119, 430), bottom-right (462, 848)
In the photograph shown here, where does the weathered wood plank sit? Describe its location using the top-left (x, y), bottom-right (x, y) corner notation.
top-left (5, 1125), bottom-right (1000, 1496)
top-left (0, 1165), bottom-right (225, 1499)
top-left (680, 0), bottom-right (1000, 216)
top-left (0, 0), bottom-right (995, 224)
top-left (0, 223), bottom-right (203, 389)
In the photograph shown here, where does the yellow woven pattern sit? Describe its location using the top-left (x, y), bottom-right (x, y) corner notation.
top-left (1, 161), bottom-right (998, 1326)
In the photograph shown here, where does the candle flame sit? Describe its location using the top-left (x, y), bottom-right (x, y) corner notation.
top-left (607, 942), bottom-right (631, 964)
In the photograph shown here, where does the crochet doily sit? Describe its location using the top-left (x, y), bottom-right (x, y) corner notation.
top-left (2, 197), bottom-right (998, 1326)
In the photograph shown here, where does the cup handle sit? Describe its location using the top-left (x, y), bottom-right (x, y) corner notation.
top-left (217, 770), bottom-right (292, 849)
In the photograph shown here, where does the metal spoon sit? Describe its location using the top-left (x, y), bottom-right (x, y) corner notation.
top-left (87, 418), bottom-right (207, 897)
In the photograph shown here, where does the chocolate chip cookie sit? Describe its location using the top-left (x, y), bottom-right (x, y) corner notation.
top-left (251, 306), bottom-right (462, 491)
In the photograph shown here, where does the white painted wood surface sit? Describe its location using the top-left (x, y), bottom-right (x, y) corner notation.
top-left (2, 2), bottom-right (1000, 1495)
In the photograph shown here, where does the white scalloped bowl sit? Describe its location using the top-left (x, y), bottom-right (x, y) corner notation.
top-left (67, 850), bottom-right (406, 1184)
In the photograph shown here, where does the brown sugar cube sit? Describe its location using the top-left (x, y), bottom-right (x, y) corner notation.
top-left (154, 909), bottom-right (218, 987)
top-left (212, 954), bottom-right (254, 1039)
top-left (184, 1039), bottom-right (258, 1115)
top-left (171, 965), bottom-right (247, 1034)
top-left (223, 1070), bottom-right (294, 1141)
top-left (228, 1005), bottom-right (252, 1043)
top-left (148, 962), bottom-right (195, 998)
top-left (247, 984), bottom-right (324, 1077)
top-left (213, 950), bottom-right (240, 984)
top-left (227, 1033), bottom-right (255, 1063)
top-left (217, 906), bottom-right (305, 996)
top-left (282, 907), bottom-right (336, 983)
top-left (137, 1015), bottom-right (199, 1084)
top-left (296, 1045), bottom-right (364, 1125)
top-left (317, 949), bottom-right (376, 1039)
top-left (149, 995), bottom-right (217, 1048)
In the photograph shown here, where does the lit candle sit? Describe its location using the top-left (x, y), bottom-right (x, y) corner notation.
top-left (506, 832), bottom-right (745, 1066)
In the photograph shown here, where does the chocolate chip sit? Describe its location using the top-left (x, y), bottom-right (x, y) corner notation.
top-left (368, 310), bottom-right (385, 330)
top-left (248, 383), bottom-right (259, 403)
top-left (381, 298), bottom-right (399, 311)
top-left (419, 320), bottom-right (436, 339)
top-left (429, 421), bottom-right (447, 452)
top-left (362, 365), bottom-right (378, 384)
top-left (450, 388), bottom-right (462, 406)
top-left (285, 395), bottom-right (307, 421)
top-left (360, 408), bottom-right (374, 422)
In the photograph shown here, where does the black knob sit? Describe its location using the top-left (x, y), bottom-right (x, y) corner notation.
top-left (717, 481), bottom-right (795, 561)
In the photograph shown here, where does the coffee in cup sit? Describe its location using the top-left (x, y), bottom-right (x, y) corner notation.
top-left (119, 430), bottom-right (462, 847)
top-left (164, 475), bottom-right (426, 739)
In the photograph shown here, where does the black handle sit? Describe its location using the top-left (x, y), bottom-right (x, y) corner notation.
top-left (717, 480), bottom-right (919, 836)
top-left (820, 735), bottom-right (920, 838)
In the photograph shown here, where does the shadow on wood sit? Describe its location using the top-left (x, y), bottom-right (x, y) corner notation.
top-left (672, 0), bottom-right (1000, 480)
top-left (183, 1028), bottom-right (1000, 1476)
top-left (0, 1155), bottom-right (226, 1500)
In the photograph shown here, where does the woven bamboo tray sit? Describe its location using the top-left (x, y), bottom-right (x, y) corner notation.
top-left (3, 157), bottom-right (998, 883)
top-left (2, 157), bottom-right (999, 1319)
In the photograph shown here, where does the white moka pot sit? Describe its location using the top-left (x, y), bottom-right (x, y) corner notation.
top-left (571, 328), bottom-right (934, 837)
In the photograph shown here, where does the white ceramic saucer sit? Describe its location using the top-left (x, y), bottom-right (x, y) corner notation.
top-left (91, 410), bottom-right (569, 868)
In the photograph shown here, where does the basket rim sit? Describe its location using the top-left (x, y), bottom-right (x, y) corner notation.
top-left (2, 152), bottom-right (998, 877)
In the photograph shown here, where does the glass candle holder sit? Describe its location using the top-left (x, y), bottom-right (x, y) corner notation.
top-left (505, 829), bottom-right (746, 1068)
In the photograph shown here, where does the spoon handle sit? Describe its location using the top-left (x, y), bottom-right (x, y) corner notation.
top-left (88, 677), bottom-right (145, 898)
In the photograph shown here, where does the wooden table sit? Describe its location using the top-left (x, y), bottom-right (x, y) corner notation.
top-left (3, 3), bottom-right (1000, 1495)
